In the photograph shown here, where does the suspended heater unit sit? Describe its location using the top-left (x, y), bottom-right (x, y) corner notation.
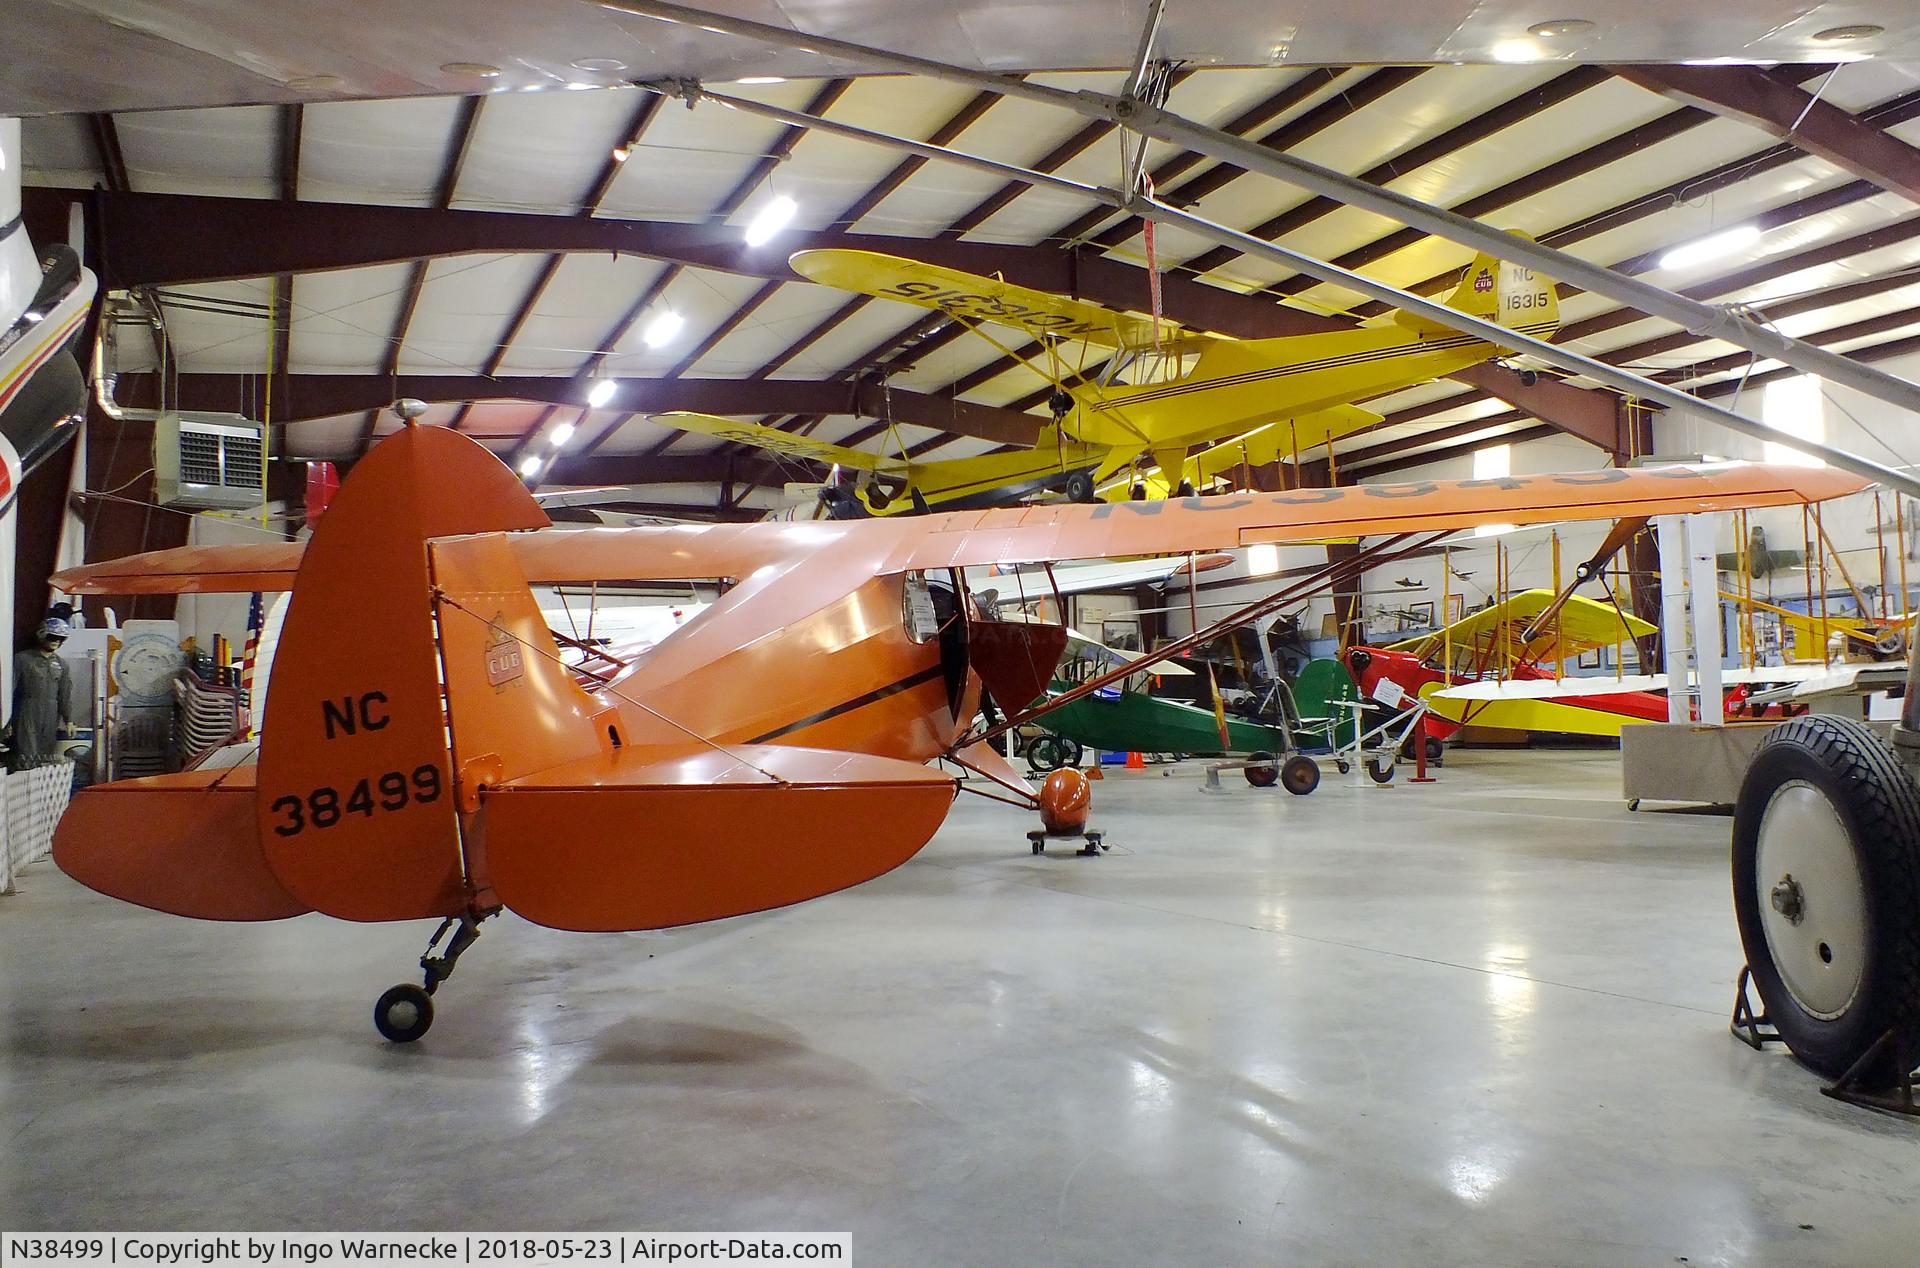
top-left (153, 411), bottom-right (265, 510)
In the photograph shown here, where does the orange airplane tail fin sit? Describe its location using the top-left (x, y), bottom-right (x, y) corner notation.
top-left (254, 425), bottom-right (550, 922)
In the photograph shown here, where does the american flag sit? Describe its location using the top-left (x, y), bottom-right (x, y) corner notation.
top-left (239, 592), bottom-right (264, 696)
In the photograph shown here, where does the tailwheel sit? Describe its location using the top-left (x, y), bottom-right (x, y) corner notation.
top-left (374, 983), bottom-right (434, 1044)
top-left (1732, 716), bottom-right (1920, 1083)
top-left (373, 909), bottom-right (495, 1043)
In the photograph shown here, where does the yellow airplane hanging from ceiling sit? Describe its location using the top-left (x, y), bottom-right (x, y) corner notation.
top-left (655, 234), bottom-right (1560, 516)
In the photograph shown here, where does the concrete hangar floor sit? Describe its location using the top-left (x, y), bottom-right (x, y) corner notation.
top-left (2, 749), bottom-right (1915, 1265)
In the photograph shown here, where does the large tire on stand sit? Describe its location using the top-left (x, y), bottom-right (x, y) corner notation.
top-left (1731, 715), bottom-right (1920, 1083)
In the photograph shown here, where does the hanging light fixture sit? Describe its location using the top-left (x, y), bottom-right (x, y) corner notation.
top-left (642, 308), bottom-right (685, 348)
top-left (744, 194), bottom-right (798, 247)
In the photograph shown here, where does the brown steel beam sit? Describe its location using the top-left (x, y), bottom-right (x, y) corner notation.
top-left (27, 186), bottom-right (1350, 346)
top-left (1616, 64), bottom-right (1920, 206)
top-left (1346, 423), bottom-right (1560, 480)
top-left (140, 371), bottom-right (1042, 444)
top-left (268, 104), bottom-right (302, 414)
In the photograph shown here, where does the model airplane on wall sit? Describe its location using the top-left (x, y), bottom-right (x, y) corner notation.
top-left (655, 237), bottom-right (1560, 515)
top-left (50, 425), bottom-right (1857, 1040)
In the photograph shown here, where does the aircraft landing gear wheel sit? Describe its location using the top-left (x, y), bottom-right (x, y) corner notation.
top-left (1245, 750), bottom-right (1279, 788)
top-left (1062, 471), bottom-right (1097, 504)
top-left (375, 983), bottom-right (434, 1044)
top-left (1732, 716), bottom-right (1920, 1083)
top-left (1280, 755), bottom-right (1320, 796)
top-left (1367, 756), bottom-right (1396, 785)
top-left (1027, 734), bottom-right (1081, 773)
top-left (1425, 735), bottom-right (1445, 763)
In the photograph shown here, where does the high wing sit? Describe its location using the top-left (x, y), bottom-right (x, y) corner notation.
top-left (969, 552), bottom-right (1232, 603)
top-left (790, 248), bottom-right (1189, 351)
top-left (56, 464), bottom-right (1866, 598)
top-left (1185, 405), bottom-right (1384, 486)
top-left (1387, 588), bottom-right (1657, 666)
top-left (653, 411), bottom-right (912, 474)
top-left (1432, 664), bottom-right (1840, 701)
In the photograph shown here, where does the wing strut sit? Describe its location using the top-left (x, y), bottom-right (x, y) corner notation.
top-left (967, 528), bottom-right (1452, 747)
top-left (1519, 515), bottom-right (1649, 646)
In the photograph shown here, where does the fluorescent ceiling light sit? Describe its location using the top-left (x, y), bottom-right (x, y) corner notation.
top-left (1658, 223), bottom-right (1761, 271)
top-left (517, 455), bottom-right (544, 478)
top-left (548, 421), bottom-right (577, 447)
top-left (744, 194), bottom-right (798, 247)
top-left (586, 377), bottom-right (618, 409)
top-left (643, 309), bottom-right (686, 349)
top-left (737, 76), bottom-right (787, 84)
top-left (1490, 38), bottom-right (1541, 62)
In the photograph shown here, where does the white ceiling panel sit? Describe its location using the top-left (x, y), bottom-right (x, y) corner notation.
top-left (496, 252), bottom-right (668, 373)
top-left (452, 87), bottom-right (639, 214)
top-left (299, 96), bottom-right (467, 206)
top-left (115, 105), bottom-right (280, 198)
top-left (288, 262), bottom-right (413, 371)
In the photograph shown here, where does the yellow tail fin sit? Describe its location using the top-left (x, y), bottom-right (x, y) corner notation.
top-left (1397, 230), bottom-right (1560, 337)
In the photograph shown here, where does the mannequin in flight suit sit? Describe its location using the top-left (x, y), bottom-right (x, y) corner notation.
top-left (6, 617), bottom-right (73, 771)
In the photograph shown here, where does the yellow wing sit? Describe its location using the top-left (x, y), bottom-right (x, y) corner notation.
top-left (1186, 404), bottom-right (1384, 485)
top-left (1388, 589), bottom-right (1655, 665)
top-left (652, 412), bottom-right (911, 474)
top-left (790, 248), bottom-right (1185, 350)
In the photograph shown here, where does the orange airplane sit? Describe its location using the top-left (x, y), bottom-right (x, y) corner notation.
top-left (50, 426), bottom-right (1860, 1040)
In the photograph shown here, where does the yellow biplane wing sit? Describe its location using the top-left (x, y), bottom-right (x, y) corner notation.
top-left (652, 411), bottom-right (911, 474)
top-left (1388, 589), bottom-right (1655, 667)
top-left (790, 248), bottom-right (1188, 350)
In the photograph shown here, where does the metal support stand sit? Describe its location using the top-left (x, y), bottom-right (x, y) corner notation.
top-left (1821, 1031), bottom-right (1920, 1117)
top-left (1409, 714), bottom-right (1438, 785)
top-left (1729, 965), bottom-right (1781, 1051)
top-left (1731, 966), bottom-right (1920, 1116)
top-left (1028, 828), bottom-right (1106, 857)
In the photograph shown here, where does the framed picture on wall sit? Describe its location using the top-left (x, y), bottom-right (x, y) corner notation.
top-left (1444, 594), bottom-right (1465, 623)
top-left (1409, 601), bottom-right (1435, 625)
top-left (1576, 647), bottom-right (1603, 670)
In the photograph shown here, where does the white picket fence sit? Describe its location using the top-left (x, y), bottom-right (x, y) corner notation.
top-left (0, 764), bottom-right (73, 894)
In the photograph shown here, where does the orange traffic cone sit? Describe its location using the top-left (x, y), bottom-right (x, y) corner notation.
top-left (1125, 751), bottom-right (1145, 769)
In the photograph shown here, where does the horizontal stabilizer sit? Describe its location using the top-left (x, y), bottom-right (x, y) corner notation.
top-left (484, 744), bottom-right (956, 932)
top-left (53, 768), bottom-right (311, 922)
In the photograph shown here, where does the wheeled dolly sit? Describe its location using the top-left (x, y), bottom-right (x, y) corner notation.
top-left (374, 908), bottom-right (496, 1043)
top-left (1028, 828), bottom-right (1106, 857)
